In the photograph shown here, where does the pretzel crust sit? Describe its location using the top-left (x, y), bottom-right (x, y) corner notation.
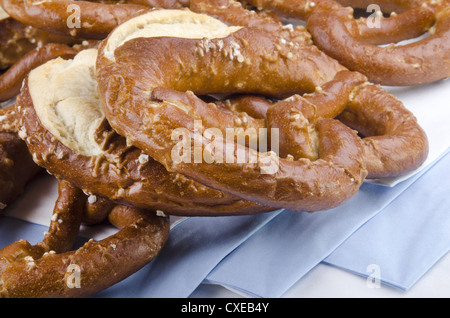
top-left (307, 0), bottom-right (450, 86)
top-left (0, 15), bottom-right (79, 71)
top-left (0, 106), bottom-right (42, 209)
top-left (337, 84), bottom-right (429, 179)
top-left (241, 0), bottom-right (450, 86)
top-left (0, 0), bottom-right (149, 40)
top-left (0, 179), bottom-right (170, 298)
top-left (16, 52), bottom-right (272, 216)
top-left (0, 0), bottom-right (188, 41)
top-left (96, 10), bottom-right (369, 212)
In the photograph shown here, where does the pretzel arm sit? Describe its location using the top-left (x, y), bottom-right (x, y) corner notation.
top-left (0, 181), bottom-right (170, 298)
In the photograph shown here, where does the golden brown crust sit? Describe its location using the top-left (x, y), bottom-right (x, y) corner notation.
top-left (0, 0), bottom-right (186, 40)
top-left (307, 1), bottom-right (450, 86)
top-left (0, 179), bottom-right (170, 298)
top-left (0, 17), bottom-right (79, 71)
top-left (240, 0), bottom-right (450, 86)
top-left (337, 84), bottom-right (429, 179)
top-left (96, 11), bottom-right (369, 212)
top-left (16, 79), bottom-right (273, 216)
top-left (212, 78), bottom-right (429, 179)
top-left (83, 195), bottom-right (116, 225)
top-left (189, 0), bottom-right (345, 78)
top-left (0, 106), bottom-right (42, 209)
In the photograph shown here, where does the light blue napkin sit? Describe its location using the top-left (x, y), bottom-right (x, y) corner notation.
top-left (203, 150), bottom-right (450, 297)
top-left (323, 149), bottom-right (450, 291)
top-left (93, 211), bottom-right (281, 297)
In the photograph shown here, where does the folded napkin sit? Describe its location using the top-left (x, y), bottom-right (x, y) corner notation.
top-left (203, 150), bottom-right (450, 297)
top-left (93, 211), bottom-right (282, 298)
top-left (323, 149), bottom-right (450, 291)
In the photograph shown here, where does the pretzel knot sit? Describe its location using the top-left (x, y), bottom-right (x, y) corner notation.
top-left (92, 9), bottom-right (425, 212)
top-left (240, 0), bottom-right (450, 86)
top-left (17, 48), bottom-right (273, 216)
top-left (0, 179), bottom-right (170, 298)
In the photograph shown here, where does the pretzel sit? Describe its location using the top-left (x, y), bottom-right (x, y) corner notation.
top-left (0, 0), bottom-right (188, 40)
top-left (189, 0), bottom-right (429, 178)
top-left (0, 43), bottom-right (78, 101)
top-left (335, 0), bottom-right (439, 45)
top-left (215, 84), bottom-right (429, 179)
top-left (239, 0), bottom-right (450, 86)
top-left (0, 105), bottom-right (42, 209)
top-left (337, 84), bottom-right (429, 179)
top-left (0, 9), bottom-right (79, 71)
top-left (93, 9), bottom-right (375, 212)
top-left (16, 48), bottom-right (273, 216)
top-left (0, 179), bottom-right (170, 298)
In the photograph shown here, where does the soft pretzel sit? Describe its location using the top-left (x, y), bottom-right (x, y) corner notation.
top-left (16, 48), bottom-right (273, 216)
top-left (217, 86), bottom-right (429, 180)
top-left (337, 84), bottom-right (429, 179)
top-left (239, 0), bottom-right (450, 86)
top-left (335, 0), bottom-right (439, 45)
top-left (0, 179), bottom-right (170, 298)
top-left (0, 9), bottom-right (79, 71)
top-left (188, 1), bottom-right (429, 178)
top-left (0, 105), bottom-right (42, 210)
top-left (94, 9), bottom-right (372, 212)
top-left (0, 0), bottom-right (188, 40)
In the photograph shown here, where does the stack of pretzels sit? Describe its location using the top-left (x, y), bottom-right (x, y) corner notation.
top-left (0, 0), bottom-right (447, 297)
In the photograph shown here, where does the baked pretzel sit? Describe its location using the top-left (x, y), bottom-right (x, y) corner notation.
top-left (239, 0), bottom-right (450, 86)
top-left (0, 8), bottom-right (79, 71)
top-left (93, 9), bottom-right (373, 212)
top-left (0, 179), bottom-right (170, 298)
top-left (0, 0), bottom-right (187, 40)
top-left (335, 0), bottom-right (440, 45)
top-left (215, 88), bottom-right (429, 180)
top-left (337, 84), bottom-right (429, 179)
top-left (190, 0), bottom-right (429, 178)
top-left (16, 48), bottom-right (273, 216)
top-left (0, 105), bottom-right (42, 210)
top-left (95, 7), bottom-right (429, 209)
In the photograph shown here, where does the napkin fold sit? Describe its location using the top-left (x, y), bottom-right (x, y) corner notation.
top-left (203, 150), bottom-right (450, 297)
top-left (93, 211), bottom-right (282, 297)
top-left (323, 149), bottom-right (450, 291)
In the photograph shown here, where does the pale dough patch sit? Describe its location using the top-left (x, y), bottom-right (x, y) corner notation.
top-left (103, 9), bottom-right (241, 61)
top-left (28, 49), bottom-right (104, 156)
top-left (0, 6), bottom-right (9, 21)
